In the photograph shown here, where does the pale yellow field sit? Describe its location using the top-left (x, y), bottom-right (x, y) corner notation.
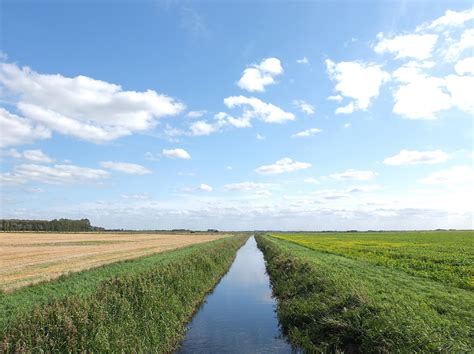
top-left (0, 232), bottom-right (228, 291)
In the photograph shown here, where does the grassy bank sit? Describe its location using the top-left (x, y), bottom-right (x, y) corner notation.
top-left (1, 235), bottom-right (247, 352)
top-left (256, 234), bottom-right (474, 352)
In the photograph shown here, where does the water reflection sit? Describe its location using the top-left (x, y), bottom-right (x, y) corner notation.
top-left (176, 236), bottom-right (293, 353)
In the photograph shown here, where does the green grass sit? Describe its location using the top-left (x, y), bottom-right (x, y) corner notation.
top-left (272, 231), bottom-right (474, 289)
top-left (256, 233), bottom-right (474, 352)
top-left (0, 235), bottom-right (247, 352)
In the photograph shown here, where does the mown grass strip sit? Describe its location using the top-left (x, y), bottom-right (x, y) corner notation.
top-left (0, 235), bottom-right (247, 352)
top-left (256, 234), bottom-right (474, 352)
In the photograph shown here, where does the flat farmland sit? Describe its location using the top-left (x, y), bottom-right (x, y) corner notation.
top-left (0, 232), bottom-right (228, 291)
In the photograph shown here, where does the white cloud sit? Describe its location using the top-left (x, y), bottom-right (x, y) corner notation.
top-left (215, 111), bottom-right (252, 128)
top-left (198, 183), bottom-right (213, 192)
top-left (291, 128), bottom-right (322, 138)
top-left (392, 67), bottom-right (451, 119)
top-left (455, 57), bottom-right (474, 75)
top-left (424, 8), bottom-right (474, 30)
top-left (325, 59), bottom-right (389, 113)
top-left (0, 63), bottom-right (185, 143)
top-left (296, 57), bottom-right (309, 64)
top-left (224, 182), bottom-right (275, 191)
top-left (189, 120), bottom-right (218, 136)
top-left (443, 28), bottom-right (474, 61)
top-left (418, 165), bottom-right (474, 186)
top-left (256, 133), bottom-right (265, 140)
top-left (186, 110), bottom-right (207, 118)
top-left (0, 107), bottom-right (51, 147)
top-left (304, 177), bottom-right (320, 184)
top-left (327, 95), bottom-right (343, 102)
top-left (1, 164), bottom-right (109, 185)
top-left (374, 34), bottom-right (438, 60)
top-left (255, 158), bottom-right (311, 174)
top-left (330, 169), bottom-right (378, 181)
top-left (335, 103), bottom-right (355, 115)
top-left (224, 96), bottom-right (294, 124)
top-left (293, 100), bottom-right (315, 115)
top-left (2, 148), bottom-right (54, 163)
top-left (445, 74), bottom-right (474, 114)
top-left (344, 123), bottom-right (351, 128)
top-left (100, 161), bottom-right (151, 175)
top-left (384, 149), bottom-right (451, 165)
top-left (162, 148), bottom-right (191, 159)
top-left (22, 150), bottom-right (54, 163)
top-left (237, 57), bottom-right (283, 92)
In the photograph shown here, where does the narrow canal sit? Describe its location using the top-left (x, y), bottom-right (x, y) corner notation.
top-left (177, 236), bottom-right (293, 353)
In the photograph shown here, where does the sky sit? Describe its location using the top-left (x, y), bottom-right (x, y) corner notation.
top-left (0, 0), bottom-right (473, 231)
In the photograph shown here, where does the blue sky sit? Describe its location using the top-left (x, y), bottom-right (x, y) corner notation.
top-left (0, 1), bottom-right (473, 230)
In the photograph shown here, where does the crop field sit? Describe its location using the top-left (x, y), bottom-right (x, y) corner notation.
top-left (0, 232), bottom-right (228, 291)
top-left (257, 232), bottom-right (474, 352)
top-left (271, 231), bottom-right (474, 289)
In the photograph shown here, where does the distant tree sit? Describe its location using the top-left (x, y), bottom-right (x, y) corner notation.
top-left (0, 218), bottom-right (103, 232)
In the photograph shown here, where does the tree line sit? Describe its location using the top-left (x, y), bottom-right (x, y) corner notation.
top-left (0, 218), bottom-right (104, 232)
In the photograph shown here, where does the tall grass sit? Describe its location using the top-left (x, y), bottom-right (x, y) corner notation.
top-left (257, 234), bottom-right (473, 352)
top-left (1, 235), bottom-right (247, 352)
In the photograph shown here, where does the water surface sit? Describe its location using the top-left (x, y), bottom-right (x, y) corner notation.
top-left (177, 236), bottom-right (293, 353)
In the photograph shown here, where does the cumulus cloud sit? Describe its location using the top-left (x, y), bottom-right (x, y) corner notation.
top-left (100, 161), bottom-right (151, 175)
top-left (422, 8), bottom-right (474, 30)
top-left (443, 28), bottom-right (474, 61)
top-left (392, 68), bottom-right (452, 119)
top-left (325, 59), bottom-right (389, 114)
top-left (374, 34), bottom-right (438, 60)
top-left (189, 120), bottom-right (218, 136)
top-left (384, 149), bottom-right (451, 165)
top-left (1, 164), bottom-right (109, 185)
top-left (291, 128), bottom-right (322, 138)
top-left (224, 96), bottom-right (294, 124)
top-left (198, 183), bottom-right (213, 192)
top-left (330, 169), bottom-right (378, 181)
top-left (391, 62), bottom-right (474, 119)
top-left (237, 57), bottom-right (283, 92)
top-left (0, 63), bottom-right (185, 143)
top-left (0, 107), bottom-right (51, 147)
top-left (256, 133), bottom-right (265, 140)
top-left (455, 57), bottom-right (474, 75)
top-left (255, 158), bottom-right (311, 174)
top-left (293, 100), bottom-right (315, 115)
top-left (162, 148), bottom-right (191, 159)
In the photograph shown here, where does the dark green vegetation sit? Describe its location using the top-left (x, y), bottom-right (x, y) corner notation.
top-left (0, 235), bottom-right (247, 352)
top-left (0, 218), bottom-right (104, 232)
top-left (257, 233), bottom-right (474, 352)
top-left (273, 231), bottom-right (473, 290)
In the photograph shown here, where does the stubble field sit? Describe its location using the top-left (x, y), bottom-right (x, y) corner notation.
top-left (0, 232), bottom-right (228, 291)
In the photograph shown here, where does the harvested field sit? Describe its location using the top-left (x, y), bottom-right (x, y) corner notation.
top-left (0, 232), bottom-right (228, 291)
